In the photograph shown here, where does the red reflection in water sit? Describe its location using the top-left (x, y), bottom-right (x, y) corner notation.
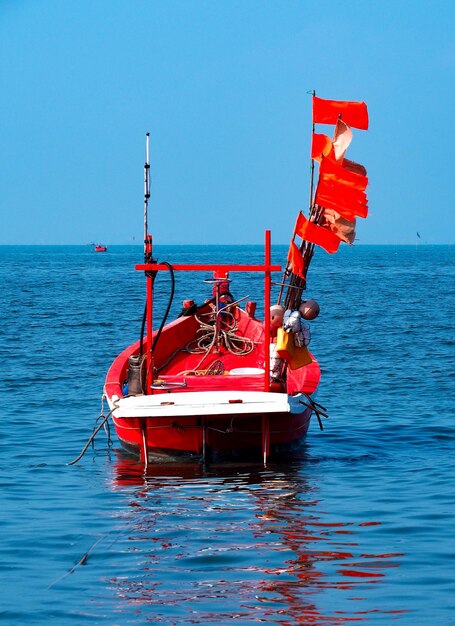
top-left (337, 569), bottom-right (385, 578)
top-left (106, 454), bottom-right (407, 623)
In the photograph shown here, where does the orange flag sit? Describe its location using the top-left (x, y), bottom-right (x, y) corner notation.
top-left (287, 240), bottom-right (305, 278)
top-left (295, 213), bottom-right (341, 254)
top-left (313, 96), bottom-right (369, 130)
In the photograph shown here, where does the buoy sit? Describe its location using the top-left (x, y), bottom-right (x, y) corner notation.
top-left (270, 304), bottom-right (285, 329)
top-left (299, 299), bottom-right (320, 320)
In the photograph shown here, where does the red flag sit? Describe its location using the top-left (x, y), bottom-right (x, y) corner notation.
top-left (320, 157), bottom-right (368, 190)
top-left (317, 178), bottom-right (367, 206)
top-left (311, 133), bottom-right (332, 161)
top-left (315, 195), bottom-right (356, 221)
top-left (287, 240), bottom-right (305, 277)
top-left (313, 96), bottom-right (369, 130)
top-left (295, 213), bottom-right (341, 254)
top-left (315, 188), bottom-right (368, 219)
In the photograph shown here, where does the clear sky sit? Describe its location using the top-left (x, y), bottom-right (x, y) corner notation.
top-left (1, 0), bottom-right (454, 245)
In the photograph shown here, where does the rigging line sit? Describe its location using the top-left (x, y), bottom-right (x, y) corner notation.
top-left (151, 261), bottom-right (175, 352)
top-left (140, 261), bottom-right (175, 358)
top-left (272, 280), bottom-right (302, 290)
top-left (139, 300), bottom-right (147, 358)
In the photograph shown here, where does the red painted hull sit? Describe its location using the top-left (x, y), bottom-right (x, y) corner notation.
top-left (105, 308), bottom-right (320, 463)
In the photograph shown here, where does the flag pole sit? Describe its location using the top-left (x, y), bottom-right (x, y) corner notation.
top-left (278, 90), bottom-right (316, 307)
top-left (280, 91), bottom-right (318, 310)
top-left (309, 89), bottom-right (316, 215)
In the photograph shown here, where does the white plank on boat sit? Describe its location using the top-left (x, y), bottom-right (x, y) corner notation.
top-left (110, 391), bottom-right (292, 419)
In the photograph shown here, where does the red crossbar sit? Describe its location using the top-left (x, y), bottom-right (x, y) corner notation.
top-left (136, 263), bottom-right (281, 272)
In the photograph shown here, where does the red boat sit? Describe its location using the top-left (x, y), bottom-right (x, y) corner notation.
top-left (104, 95), bottom-right (369, 465)
top-left (94, 244), bottom-right (107, 252)
top-left (105, 236), bottom-right (321, 465)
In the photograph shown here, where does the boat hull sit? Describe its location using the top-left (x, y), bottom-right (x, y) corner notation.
top-left (113, 410), bottom-right (312, 463)
top-left (106, 389), bottom-right (313, 463)
top-left (104, 308), bottom-right (320, 464)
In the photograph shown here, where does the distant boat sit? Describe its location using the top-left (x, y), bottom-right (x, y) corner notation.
top-left (94, 244), bottom-right (107, 252)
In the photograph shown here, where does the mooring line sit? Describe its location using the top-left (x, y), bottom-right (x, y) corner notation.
top-left (47, 535), bottom-right (106, 589)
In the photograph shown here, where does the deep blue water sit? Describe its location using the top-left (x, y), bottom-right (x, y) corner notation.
top-left (1, 244), bottom-right (454, 624)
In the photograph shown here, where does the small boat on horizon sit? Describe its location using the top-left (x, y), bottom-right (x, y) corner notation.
top-left (103, 94), bottom-right (369, 466)
top-left (94, 244), bottom-right (107, 252)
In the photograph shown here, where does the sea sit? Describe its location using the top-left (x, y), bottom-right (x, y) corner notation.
top-left (0, 244), bottom-right (454, 625)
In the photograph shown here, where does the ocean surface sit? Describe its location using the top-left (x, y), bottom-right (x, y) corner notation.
top-left (0, 244), bottom-right (454, 625)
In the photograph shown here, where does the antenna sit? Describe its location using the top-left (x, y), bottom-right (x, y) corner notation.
top-left (144, 132), bottom-right (151, 261)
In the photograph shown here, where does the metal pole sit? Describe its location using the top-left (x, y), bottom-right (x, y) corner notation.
top-left (143, 133), bottom-right (154, 394)
top-left (309, 89), bottom-right (316, 212)
top-left (144, 133), bottom-right (150, 262)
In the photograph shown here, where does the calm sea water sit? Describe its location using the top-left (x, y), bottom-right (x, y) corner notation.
top-left (1, 244), bottom-right (454, 625)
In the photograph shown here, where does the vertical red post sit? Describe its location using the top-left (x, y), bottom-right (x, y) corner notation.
top-left (262, 414), bottom-right (270, 465)
top-left (145, 235), bottom-right (153, 394)
top-left (262, 231), bottom-right (272, 463)
top-left (264, 230), bottom-right (271, 392)
top-left (140, 420), bottom-right (148, 466)
top-left (146, 276), bottom-right (153, 393)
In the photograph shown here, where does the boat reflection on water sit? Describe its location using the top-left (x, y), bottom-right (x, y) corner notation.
top-left (106, 452), bottom-right (406, 623)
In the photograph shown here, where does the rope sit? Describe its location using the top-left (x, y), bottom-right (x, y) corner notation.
top-left (298, 392), bottom-right (329, 431)
top-left (156, 347), bottom-right (190, 373)
top-left (68, 395), bottom-right (119, 465)
top-left (156, 296), bottom-right (253, 377)
top-left (178, 360), bottom-right (225, 376)
top-left (184, 308), bottom-right (254, 374)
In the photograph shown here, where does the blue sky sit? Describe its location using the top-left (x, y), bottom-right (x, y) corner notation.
top-left (1, 0), bottom-right (454, 245)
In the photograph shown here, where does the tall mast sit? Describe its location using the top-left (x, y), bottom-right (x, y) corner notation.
top-left (279, 91), bottom-right (317, 311)
top-left (308, 89), bottom-right (316, 214)
top-left (144, 132), bottom-right (151, 262)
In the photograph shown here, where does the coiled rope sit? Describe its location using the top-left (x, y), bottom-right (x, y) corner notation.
top-left (180, 307), bottom-right (254, 374)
